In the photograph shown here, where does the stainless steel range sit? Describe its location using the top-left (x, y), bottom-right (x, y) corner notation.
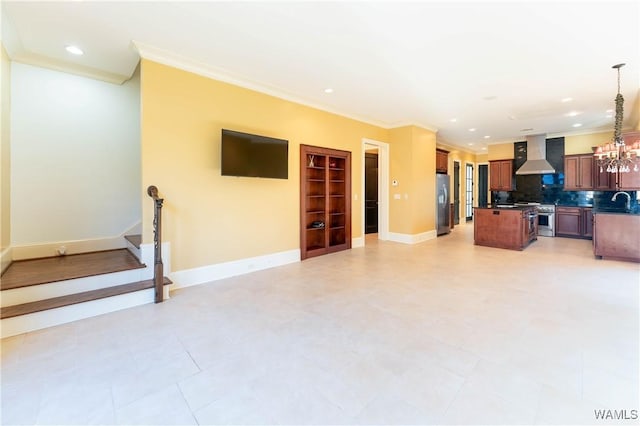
top-left (514, 202), bottom-right (555, 237)
top-left (536, 204), bottom-right (556, 237)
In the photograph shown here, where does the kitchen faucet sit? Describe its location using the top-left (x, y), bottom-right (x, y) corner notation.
top-left (611, 191), bottom-right (631, 211)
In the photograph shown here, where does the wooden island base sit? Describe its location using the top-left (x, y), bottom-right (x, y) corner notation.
top-left (474, 207), bottom-right (538, 251)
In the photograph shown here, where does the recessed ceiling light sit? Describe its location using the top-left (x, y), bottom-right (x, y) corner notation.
top-left (468, 143), bottom-right (474, 146)
top-left (561, 97), bottom-right (573, 103)
top-left (65, 45), bottom-right (84, 55)
top-left (449, 118), bottom-right (457, 123)
top-left (565, 111), bottom-right (580, 117)
top-left (482, 147), bottom-right (487, 150)
top-left (324, 88), bottom-right (334, 94)
top-left (468, 128), bottom-right (476, 132)
top-left (606, 109), bottom-right (613, 113)
top-left (483, 135), bottom-right (490, 139)
top-left (572, 123), bottom-right (582, 128)
top-left (606, 114), bottom-right (613, 118)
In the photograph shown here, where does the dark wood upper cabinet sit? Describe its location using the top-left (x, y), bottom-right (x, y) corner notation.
top-left (564, 154), bottom-right (594, 190)
top-left (436, 149), bottom-right (449, 174)
top-left (489, 160), bottom-right (514, 191)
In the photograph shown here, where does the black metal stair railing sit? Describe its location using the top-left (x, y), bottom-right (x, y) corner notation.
top-left (147, 185), bottom-right (164, 303)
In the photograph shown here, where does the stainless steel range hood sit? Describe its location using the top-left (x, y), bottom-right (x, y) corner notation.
top-left (515, 134), bottom-right (555, 175)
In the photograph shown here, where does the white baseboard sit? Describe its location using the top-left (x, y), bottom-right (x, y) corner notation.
top-left (1, 246), bottom-right (12, 274)
top-left (11, 221), bottom-right (142, 260)
top-left (352, 236), bottom-right (365, 248)
top-left (170, 249), bottom-right (300, 290)
top-left (387, 230), bottom-right (437, 244)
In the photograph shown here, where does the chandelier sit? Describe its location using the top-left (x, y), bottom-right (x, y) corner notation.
top-left (593, 63), bottom-right (640, 173)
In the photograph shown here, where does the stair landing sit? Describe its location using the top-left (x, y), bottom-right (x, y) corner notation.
top-left (1, 249), bottom-right (145, 290)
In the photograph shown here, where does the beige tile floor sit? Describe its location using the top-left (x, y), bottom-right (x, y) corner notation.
top-left (2, 223), bottom-right (639, 425)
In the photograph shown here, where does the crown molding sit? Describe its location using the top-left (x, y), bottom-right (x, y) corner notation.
top-left (10, 51), bottom-right (130, 84)
top-left (131, 40), bottom-right (436, 132)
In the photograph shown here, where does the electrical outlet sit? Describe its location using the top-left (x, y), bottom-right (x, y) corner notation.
top-left (57, 246), bottom-right (66, 256)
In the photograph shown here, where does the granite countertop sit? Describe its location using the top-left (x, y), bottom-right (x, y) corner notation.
top-left (556, 203), bottom-right (594, 208)
top-left (592, 209), bottom-right (640, 215)
top-left (477, 205), bottom-right (536, 210)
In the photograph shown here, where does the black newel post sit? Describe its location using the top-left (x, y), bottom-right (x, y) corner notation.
top-left (147, 185), bottom-right (164, 303)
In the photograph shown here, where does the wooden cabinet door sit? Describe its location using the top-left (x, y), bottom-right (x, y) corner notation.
top-left (489, 160), bottom-right (513, 191)
top-left (618, 162), bottom-right (640, 189)
top-left (593, 162), bottom-right (616, 190)
top-left (556, 207), bottom-right (582, 237)
top-left (564, 156), bottom-right (579, 190)
top-left (565, 155), bottom-right (594, 190)
top-left (436, 149), bottom-right (449, 174)
top-left (489, 161), bottom-right (501, 190)
top-left (583, 208), bottom-right (593, 238)
top-left (578, 156), bottom-right (593, 189)
top-left (499, 161), bottom-right (513, 190)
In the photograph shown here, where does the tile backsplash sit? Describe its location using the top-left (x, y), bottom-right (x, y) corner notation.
top-left (491, 171), bottom-right (638, 212)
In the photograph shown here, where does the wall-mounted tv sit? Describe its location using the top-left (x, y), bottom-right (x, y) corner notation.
top-left (220, 129), bottom-right (288, 179)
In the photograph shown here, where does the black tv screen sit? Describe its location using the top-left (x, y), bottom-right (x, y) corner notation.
top-left (221, 129), bottom-right (288, 179)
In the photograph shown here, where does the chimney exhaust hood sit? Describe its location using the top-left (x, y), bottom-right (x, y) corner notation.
top-left (515, 134), bottom-right (555, 175)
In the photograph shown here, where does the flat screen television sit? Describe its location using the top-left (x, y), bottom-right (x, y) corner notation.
top-left (220, 129), bottom-right (288, 179)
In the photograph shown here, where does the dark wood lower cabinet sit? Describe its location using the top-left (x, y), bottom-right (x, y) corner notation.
top-left (474, 207), bottom-right (537, 251)
top-left (556, 207), bottom-right (592, 239)
top-left (593, 213), bottom-right (640, 262)
top-left (583, 208), bottom-right (593, 238)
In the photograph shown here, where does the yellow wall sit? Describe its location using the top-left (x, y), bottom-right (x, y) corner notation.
top-left (632, 89), bottom-right (640, 131)
top-left (388, 126), bottom-right (414, 235)
top-left (411, 126), bottom-right (436, 234)
top-left (1, 45), bottom-right (11, 252)
top-left (140, 60), bottom-right (389, 271)
top-left (388, 126), bottom-right (437, 235)
top-left (565, 131), bottom-right (611, 155)
top-left (488, 142), bottom-right (514, 160)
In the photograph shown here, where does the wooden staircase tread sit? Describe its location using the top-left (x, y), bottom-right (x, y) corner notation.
top-left (0, 249), bottom-right (145, 291)
top-left (124, 234), bottom-right (142, 249)
top-left (0, 277), bottom-right (172, 319)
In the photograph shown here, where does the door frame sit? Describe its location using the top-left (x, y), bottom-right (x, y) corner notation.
top-left (364, 152), bottom-right (379, 234)
top-left (465, 162), bottom-right (474, 221)
top-left (477, 162), bottom-right (489, 208)
top-left (362, 138), bottom-right (389, 242)
top-left (453, 160), bottom-right (460, 225)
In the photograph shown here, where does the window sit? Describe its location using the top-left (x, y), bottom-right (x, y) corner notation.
top-left (466, 164), bottom-right (474, 220)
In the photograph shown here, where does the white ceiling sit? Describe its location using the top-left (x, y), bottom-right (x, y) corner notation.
top-left (2, 1), bottom-right (639, 153)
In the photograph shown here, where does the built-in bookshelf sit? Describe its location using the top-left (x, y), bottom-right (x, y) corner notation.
top-left (300, 145), bottom-right (351, 260)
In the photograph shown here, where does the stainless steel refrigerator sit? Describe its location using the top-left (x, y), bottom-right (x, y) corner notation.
top-left (436, 174), bottom-right (450, 235)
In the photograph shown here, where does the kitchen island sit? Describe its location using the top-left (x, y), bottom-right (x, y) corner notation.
top-left (593, 211), bottom-right (640, 262)
top-left (474, 206), bottom-right (538, 251)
